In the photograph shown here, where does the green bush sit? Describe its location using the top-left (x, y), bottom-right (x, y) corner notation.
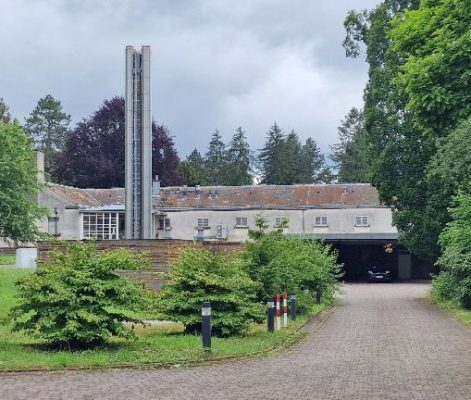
top-left (9, 242), bottom-right (151, 348)
top-left (158, 248), bottom-right (263, 337)
top-left (245, 230), bottom-right (342, 312)
top-left (433, 192), bottom-right (471, 308)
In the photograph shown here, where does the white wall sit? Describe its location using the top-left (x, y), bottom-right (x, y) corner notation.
top-left (37, 191), bottom-right (81, 240)
top-left (158, 207), bottom-right (396, 242)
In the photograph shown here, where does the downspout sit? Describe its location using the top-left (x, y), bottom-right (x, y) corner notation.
top-left (302, 209), bottom-right (305, 234)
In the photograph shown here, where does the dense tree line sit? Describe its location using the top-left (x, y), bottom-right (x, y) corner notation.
top-left (17, 96), bottom-right (182, 188)
top-left (258, 123), bottom-right (332, 184)
top-left (180, 127), bottom-right (252, 186)
top-left (181, 123), bottom-right (333, 186)
top-left (9, 95), bottom-right (334, 189)
top-left (340, 0), bottom-right (471, 262)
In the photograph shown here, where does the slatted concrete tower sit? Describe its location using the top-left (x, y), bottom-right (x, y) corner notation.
top-left (125, 45), bottom-right (153, 239)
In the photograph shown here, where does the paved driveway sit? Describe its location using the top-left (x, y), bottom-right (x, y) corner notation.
top-left (2, 282), bottom-right (471, 400)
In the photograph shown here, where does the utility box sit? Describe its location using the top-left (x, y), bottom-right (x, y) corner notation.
top-left (16, 247), bottom-right (37, 269)
top-left (216, 224), bottom-right (228, 240)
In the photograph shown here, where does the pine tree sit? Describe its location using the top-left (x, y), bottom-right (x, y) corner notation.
top-left (205, 130), bottom-right (227, 185)
top-left (180, 149), bottom-right (209, 186)
top-left (24, 94), bottom-right (71, 173)
top-left (0, 97), bottom-right (12, 124)
top-left (301, 137), bottom-right (333, 183)
top-left (258, 123), bottom-right (285, 184)
top-left (282, 130), bottom-right (303, 184)
top-left (330, 108), bottom-right (369, 183)
top-left (225, 127), bottom-right (252, 185)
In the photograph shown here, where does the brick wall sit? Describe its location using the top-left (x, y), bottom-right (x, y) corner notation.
top-left (37, 239), bottom-right (245, 290)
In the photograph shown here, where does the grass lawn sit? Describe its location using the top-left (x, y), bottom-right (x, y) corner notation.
top-left (0, 267), bottom-right (325, 371)
top-left (432, 298), bottom-right (471, 329)
top-left (0, 254), bottom-right (15, 265)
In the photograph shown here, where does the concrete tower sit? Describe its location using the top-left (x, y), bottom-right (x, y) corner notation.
top-left (125, 45), bottom-right (153, 239)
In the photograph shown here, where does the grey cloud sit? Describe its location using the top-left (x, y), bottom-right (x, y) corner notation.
top-left (1, 0), bottom-right (380, 158)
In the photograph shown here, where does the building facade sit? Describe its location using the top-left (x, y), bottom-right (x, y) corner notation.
top-left (31, 182), bottom-right (437, 280)
top-left (38, 183), bottom-right (396, 242)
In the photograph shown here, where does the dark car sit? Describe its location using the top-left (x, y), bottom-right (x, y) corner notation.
top-left (367, 266), bottom-right (391, 282)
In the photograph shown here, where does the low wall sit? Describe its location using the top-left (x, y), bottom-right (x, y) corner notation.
top-left (37, 239), bottom-right (245, 289)
top-left (0, 247), bottom-right (15, 255)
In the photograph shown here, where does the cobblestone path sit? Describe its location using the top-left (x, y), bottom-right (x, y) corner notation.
top-left (2, 283), bottom-right (471, 400)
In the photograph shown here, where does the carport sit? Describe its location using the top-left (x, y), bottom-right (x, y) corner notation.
top-left (300, 233), bottom-right (434, 281)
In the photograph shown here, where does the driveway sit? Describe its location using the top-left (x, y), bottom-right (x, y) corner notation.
top-left (1, 282), bottom-right (471, 400)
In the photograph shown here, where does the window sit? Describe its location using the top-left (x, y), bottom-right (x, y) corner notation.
top-left (314, 216), bottom-right (328, 226)
top-left (48, 217), bottom-right (60, 236)
top-left (82, 212), bottom-right (119, 240)
top-left (235, 217), bottom-right (248, 227)
top-left (197, 218), bottom-right (209, 228)
top-left (158, 218), bottom-right (171, 230)
top-left (275, 217), bottom-right (288, 227)
top-left (355, 216), bottom-right (368, 226)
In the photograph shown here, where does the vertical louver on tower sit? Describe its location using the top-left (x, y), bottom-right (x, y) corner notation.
top-left (125, 45), bottom-right (153, 239)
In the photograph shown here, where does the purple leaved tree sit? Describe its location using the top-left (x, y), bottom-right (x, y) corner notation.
top-left (53, 97), bottom-right (183, 188)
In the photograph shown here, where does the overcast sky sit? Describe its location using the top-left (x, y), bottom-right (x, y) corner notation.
top-left (1, 0), bottom-right (379, 158)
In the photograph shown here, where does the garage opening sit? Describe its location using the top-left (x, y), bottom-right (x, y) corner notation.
top-left (324, 240), bottom-right (436, 282)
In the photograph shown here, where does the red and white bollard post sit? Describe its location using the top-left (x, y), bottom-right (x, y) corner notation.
top-left (282, 291), bottom-right (288, 328)
top-left (275, 293), bottom-right (281, 331)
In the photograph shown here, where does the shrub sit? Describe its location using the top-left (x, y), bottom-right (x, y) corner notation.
top-left (245, 231), bottom-right (342, 312)
top-left (158, 248), bottom-right (263, 337)
top-left (10, 242), bottom-right (151, 348)
top-left (433, 192), bottom-right (471, 308)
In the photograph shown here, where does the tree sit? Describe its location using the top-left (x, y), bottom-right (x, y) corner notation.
top-left (389, 0), bottom-right (471, 137)
top-left (54, 97), bottom-right (183, 188)
top-left (330, 108), bottom-right (370, 183)
top-left (259, 123), bottom-right (331, 185)
top-left (205, 130), bottom-right (227, 185)
top-left (424, 118), bottom-right (471, 252)
top-left (282, 130), bottom-right (303, 184)
top-left (0, 97), bottom-right (12, 124)
top-left (224, 127), bottom-right (252, 185)
top-left (152, 123), bottom-right (184, 187)
top-left (432, 191), bottom-right (471, 309)
top-left (180, 149), bottom-right (209, 186)
top-left (244, 231), bottom-right (342, 313)
top-left (10, 242), bottom-right (152, 348)
top-left (342, 1), bottom-right (444, 259)
top-left (344, 0), bottom-right (471, 260)
top-left (258, 123), bottom-right (286, 184)
top-left (300, 137), bottom-right (333, 184)
top-left (158, 248), bottom-right (262, 337)
top-left (0, 122), bottom-right (47, 243)
top-left (24, 95), bottom-right (71, 173)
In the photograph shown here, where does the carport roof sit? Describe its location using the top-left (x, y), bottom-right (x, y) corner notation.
top-left (297, 232), bottom-right (399, 241)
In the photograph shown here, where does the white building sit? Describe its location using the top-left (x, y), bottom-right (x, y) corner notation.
top-left (38, 183), bottom-right (397, 243)
top-left (36, 182), bottom-right (435, 281)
